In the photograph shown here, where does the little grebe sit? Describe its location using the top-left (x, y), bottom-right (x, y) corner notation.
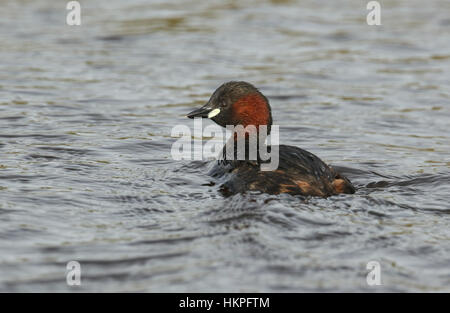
top-left (187, 81), bottom-right (355, 197)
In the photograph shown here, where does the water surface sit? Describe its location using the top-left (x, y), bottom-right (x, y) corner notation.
top-left (0, 0), bottom-right (449, 292)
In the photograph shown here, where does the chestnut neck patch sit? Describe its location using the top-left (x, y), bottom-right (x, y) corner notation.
top-left (231, 93), bottom-right (272, 132)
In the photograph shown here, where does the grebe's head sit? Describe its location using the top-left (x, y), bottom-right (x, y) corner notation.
top-left (187, 81), bottom-right (272, 133)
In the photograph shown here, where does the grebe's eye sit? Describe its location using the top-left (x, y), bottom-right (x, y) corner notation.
top-left (220, 101), bottom-right (227, 108)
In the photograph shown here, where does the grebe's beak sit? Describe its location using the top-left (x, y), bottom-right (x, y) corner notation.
top-left (187, 104), bottom-right (220, 119)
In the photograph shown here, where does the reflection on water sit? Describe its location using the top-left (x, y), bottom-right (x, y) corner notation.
top-left (0, 0), bottom-right (449, 292)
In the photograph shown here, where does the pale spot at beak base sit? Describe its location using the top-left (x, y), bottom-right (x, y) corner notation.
top-left (208, 108), bottom-right (221, 118)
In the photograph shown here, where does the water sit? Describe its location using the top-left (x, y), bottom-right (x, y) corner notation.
top-left (0, 0), bottom-right (449, 292)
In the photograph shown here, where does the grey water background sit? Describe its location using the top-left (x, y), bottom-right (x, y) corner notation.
top-left (0, 0), bottom-right (449, 292)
